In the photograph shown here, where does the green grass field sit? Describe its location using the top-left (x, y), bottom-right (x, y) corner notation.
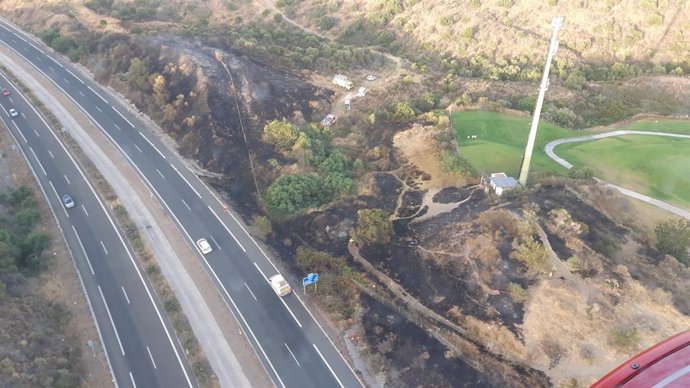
top-left (618, 118), bottom-right (690, 135)
top-left (451, 111), bottom-right (576, 176)
top-left (451, 110), bottom-right (690, 208)
top-left (557, 135), bottom-right (690, 208)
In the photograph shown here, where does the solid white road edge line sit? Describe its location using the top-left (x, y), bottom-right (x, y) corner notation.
top-left (253, 262), bottom-right (302, 328)
top-left (48, 180), bottom-right (68, 218)
top-left (0, 34), bottom-right (119, 388)
top-left (29, 147), bottom-right (47, 175)
top-left (139, 131), bottom-right (167, 159)
top-left (208, 206), bottom-right (246, 252)
top-left (98, 285), bottom-right (126, 356)
top-left (0, 63), bottom-right (195, 387)
top-left (0, 104), bottom-right (119, 386)
top-left (112, 106), bottom-right (134, 128)
top-left (313, 344), bottom-right (345, 388)
top-left (64, 67), bottom-right (83, 84)
top-left (172, 164), bottom-right (202, 198)
top-left (72, 225), bottom-right (95, 276)
top-left (88, 85), bottom-right (108, 104)
top-left (12, 120), bottom-right (27, 143)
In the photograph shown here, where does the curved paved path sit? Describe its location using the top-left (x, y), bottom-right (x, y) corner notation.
top-left (545, 130), bottom-right (690, 220)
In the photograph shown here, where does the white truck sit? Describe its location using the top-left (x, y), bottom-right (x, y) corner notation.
top-left (332, 74), bottom-right (353, 90)
top-left (269, 274), bottom-right (291, 297)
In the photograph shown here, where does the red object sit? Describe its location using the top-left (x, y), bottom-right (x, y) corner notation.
top-left (591, 331), bottom-right (690, 388)
top-left (2, 89), bottom-right (9, 96)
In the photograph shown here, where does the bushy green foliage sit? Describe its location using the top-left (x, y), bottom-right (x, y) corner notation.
top-left (512, 233), bottom-right (549, 272)
top-left (123, 57), bottom-right (151, 90)
top-left (412, 92), bottom-right (439, 113)
top-left (264, 123), bottom-right (355, 216)
top-left (252, 215), bottom-right (273, 238)
top-left (295, 246), bottom-right (358, 319)
top-left (608, 326), bottom-right (640, 352)
top-left (0, 187), bottom-right (50, 275)
top-left (40, 28), bottom-right (82, 61)
top-left (440, 151), bottom-right (475, 176)
top-left (265, 173), bottom-right (327, 215)
top-left (318, 16), bottom-right (338, 31)
top-left (568, 166), bottom-right (595, 180)
top-left (655, 218), bottom-right (690, 265)
top-left (388, 101), bottom-right (416, 123)
top-left (262, 120), bottom-right (301, 151)
top-left (350, 209), bottom-right (393, 246)
top-left (507, 282), bottom-right (528, 302)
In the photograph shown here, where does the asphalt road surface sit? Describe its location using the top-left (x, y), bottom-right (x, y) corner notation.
top-left (0, 20), bottom-right (364, 388)
top-left (0, 68), bottom-right (196, 386)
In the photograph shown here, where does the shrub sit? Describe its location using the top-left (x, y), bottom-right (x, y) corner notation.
top-left (512, 234), bottom-right (549, 272)
top-left (350, 209), bottom-right (393, 246)
top-left (262, 120), bottom-right (300, 151)
top-left (568, 166), bottom-right (595, 180)
top-left (295, 246), bottom-right (358, 320)
top-left (507, 282), bottom-right (528, 302)
top-left (318, 16), bottom-right (338, 31)
top-left (609, 326), bottom-right (640, 352)
top-left (655, 218), bottom-right (690, 264)
top-left (252, 215), bottom-right (273, 238)
top-left (440, 151), bottom-right (475, 176)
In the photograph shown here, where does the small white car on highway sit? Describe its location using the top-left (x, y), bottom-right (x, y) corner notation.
top-left (62, 194), bottom-right (75, 209)
top-left (8, 108), bottom-right (18, 117)
top-left (196, 238), bottom-right (213, 254)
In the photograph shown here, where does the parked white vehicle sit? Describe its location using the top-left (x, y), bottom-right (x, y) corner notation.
top-left (357, 86), bottom-right (367, 97)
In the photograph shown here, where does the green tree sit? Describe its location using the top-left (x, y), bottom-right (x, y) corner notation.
top-left (655, 218), bottom-right (690, 264)
top-left (123, 57), bottom-right (150, 90)
top-left (512, 234), bottom-right (549, 272)
top-left (388, 101), bottom-right (416, 123)
top-left (262, 120), bottom-right (300, 151)
top-left (265, 173), bottom-right (329, 216)
top-left (350, 209), bottom-right (393, 246)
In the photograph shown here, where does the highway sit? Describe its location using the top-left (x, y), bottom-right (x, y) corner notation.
top-left (0, 69), bottom-right (195, 386)
top-left (0, 20), bottom-right (364, 388)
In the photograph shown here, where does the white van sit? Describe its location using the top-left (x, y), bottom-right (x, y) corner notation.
top-left (269, 274), bottom-right (291, 297)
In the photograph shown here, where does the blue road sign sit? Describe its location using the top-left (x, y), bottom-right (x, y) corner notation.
top-left (303, 272), bottom-right (319, 286)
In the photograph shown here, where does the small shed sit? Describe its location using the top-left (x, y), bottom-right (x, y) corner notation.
top-left (489, 173), bottom-right (519, 196)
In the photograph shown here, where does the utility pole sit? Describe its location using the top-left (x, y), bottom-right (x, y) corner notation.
top-left (518, 16), bottom-right (564, 186)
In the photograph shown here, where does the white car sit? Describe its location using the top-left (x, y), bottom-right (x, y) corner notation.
top-left (357, 86), bottom-right (367, 97)
top-left (196, 238), bottom-right (213, 254)
top-left (8, 108), bottom-right (18, 117)
top-left (366, 74), bottom-right (377, 81)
